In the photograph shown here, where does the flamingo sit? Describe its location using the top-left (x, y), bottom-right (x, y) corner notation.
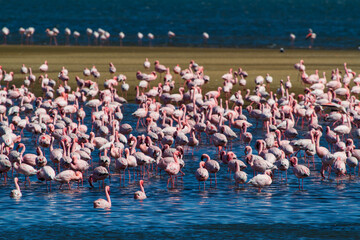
top-left (0, 155), bottom-right (11, 183)
top-left (73, 31), bottom-right (80, 44)
top-left (290, 157), bottom-right (310, 189)
top-left (201, 154), bottom-right (220, 184)
top-left (10, 177), bottom-right (22, 198)
top-left (119, 32), bottom-right (125, 46)
top-left (55, 170), bottom-right (83, 190)
top-left (248, 170), bottom-right (273, 192)
top-left (154, 60), bottom-right (167, 74)
top-left (165, 151), bottom-right (181, 188)
top-left (233, 161), bottom-right (247, 186)
top-left (195, 161), bottom-right (209, 189)
top-left (305, 28), bottom-right (316, 48)
top-left (88, 166), bottom-right (109, 188)
top-left (2, 27), bottom-right (9, 44)
top-left (37, 166), bottom-right (56, 190)
top-left (20, 64), bottom-right (28, 74)
top-left (134, 180), bottom-right (147, 200)
top-left (93, 186), bottom-right (111, 209)
top-left (39, 60), bottom-right (48, 73)
top-left (144, 58), bottom-right (151, 69)
top-left (202, 32), bottom-right (209, 44)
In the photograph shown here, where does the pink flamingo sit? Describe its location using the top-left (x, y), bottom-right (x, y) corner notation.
top-left (314, 130), bottom-right (329, 158)
top-left (234, 161), bottom-right (247, 187)
top-left (165, 151), bottom-right (181, 188)
top-left (39, 60), bottom-right (48, 73)
top-left (109, 62), bottom-right (116, 74)
top-left (144, 58), bottom-right (151, 69)
top-left (248, 170), bottom-right (273, 192)
top-left (37, 166), bottom-right (56, 191)
top-left (13, 160), bottom-right (38, 186)
top-left (290, 157), bottom-right (310, 189)
top-left (333, 157), bottom-right (346, 178)
top-left (55, 170), bottom-right (83, 190)
top-left (154, 60), bottom-right (167, 75)
top-left (195, 161), bottom-right (209, 190)
top-left (93, 186), bottom-right (111, 209)
top-left (10, 177), bottom-right (22, 198)
top-left (134, 180), bottom-right (147, 200)
top-left (88, 166), bottom-right (109, 188)
top-left (201, 154), bottom-right (220, 184)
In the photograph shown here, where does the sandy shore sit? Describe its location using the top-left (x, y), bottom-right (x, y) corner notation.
top-left (1, 45), bottom-right (359, 100)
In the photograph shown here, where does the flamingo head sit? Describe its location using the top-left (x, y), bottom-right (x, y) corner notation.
top-left (289, 157), bottom-right (298, 167)
top-left (346, 139), bottom-right (354, 147)
top-left (245, 154), bottom-right (252, 165)
top-left (128, 136), bottom-right (136, 146)
top-left (244, 146), bottom-right (252, 155)
top-left (176, 146), bottom-right (184, 156)
top-left (265, 170), bottom-right (273, 178)
top-left (200, 154), bottom-right (207, 161)
top-left (76, 171), bottom-right (83, 181)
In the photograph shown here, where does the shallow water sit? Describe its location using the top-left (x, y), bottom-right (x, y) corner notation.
top-left (1, 102), bottom-right (360, 239)
top-left (1, 0), bottom-right (360, 49)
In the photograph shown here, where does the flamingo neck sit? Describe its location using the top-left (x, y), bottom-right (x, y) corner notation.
top-left (15, 180), bottom-right (20, 192)
top-left (140, 182), bottom-right (145, 193)
top-left (106, 188), bottom-right (111, 205)
top-left (174, 154), bottom-right (179, 163)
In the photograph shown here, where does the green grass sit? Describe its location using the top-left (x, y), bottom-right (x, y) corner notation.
top-left (1, 45), bottom-right (360, 101)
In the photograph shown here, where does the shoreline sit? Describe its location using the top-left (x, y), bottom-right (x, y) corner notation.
top-left (1, 45), bottom-right (359, 101)
top-left (1, 44), bottom-right (360, 51)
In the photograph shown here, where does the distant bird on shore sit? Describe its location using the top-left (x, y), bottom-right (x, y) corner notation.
top-left (64, 28), bottom-right (71, 45)
top-left (86, 28), bottom-right (93, 45)
top-left (19, 27), bottom-right (25, 45)
top-left (203, 32), bottom-right (209, 44)
top-left (148, 33), bottom-right (154, 46)
top-left (306, 29), bottom-right (316, 48)
top-left (290, 33), bottom-right (296, 46)
top-left (137, 32), bottom-right (144, 46)
top-left (46, 28), bottom-right (58, 45)
top-left (168, 31), bottom-right (175, 45)
top-left (119, 32), bottom-right (125, 46)
top-left (25, 27), bottom-right (35, 45)
top-left (73, 31), bottom-right (80, 45)
top-left (2, 27), bottom-right (9, 45)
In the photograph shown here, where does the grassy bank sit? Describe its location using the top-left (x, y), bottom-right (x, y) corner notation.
top-left (1, 45), bottom-right (360, 101)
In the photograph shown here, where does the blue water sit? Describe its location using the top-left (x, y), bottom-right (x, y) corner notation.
top-left (1, 102), bottom-right (360, 239)
top-left (1, 0), bottom-right (360, 49)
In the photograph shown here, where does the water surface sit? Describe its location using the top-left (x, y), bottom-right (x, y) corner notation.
top-left (1, 0), bottom-right (360, 49)
top-left (1, 103), bottom-right (360, 239)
